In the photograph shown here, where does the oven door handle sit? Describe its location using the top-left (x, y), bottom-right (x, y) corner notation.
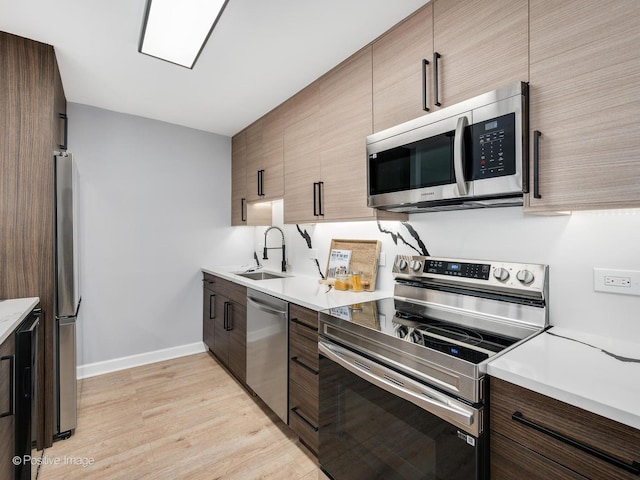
top-left (319, 341), bottom-right (480, 436)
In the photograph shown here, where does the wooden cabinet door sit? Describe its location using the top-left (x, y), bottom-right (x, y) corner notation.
top-left (260, 104), bottom-right (285, 200)
top-left (202, 277), bottom-right (216, 351)
top-left (283, 83), bottom-right (321, 223)
top-left (231, 131), bottom-right (247, 225)
top-left (526, 0), bottom-right (640, 212)
top-left (372, 3), bottom-right (433, 132)
top-left (226, 300), bottom-right (246, 383)
top-left (245, 118), bottom-right (263, 202)
top-left (320, 46), bottom-right (375, 222)
top-left (432, 0), bottom-right (529, 108)
top-left (212, 293), bottom-right (229, 365)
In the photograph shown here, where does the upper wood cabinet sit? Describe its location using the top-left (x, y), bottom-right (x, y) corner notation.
top-left (231, 129), bottom-right (273, 226)
top-left (432, 0), bottom-right (529, 108)
top-left (372, 4), bottom-right (434, 132)
top-left (283, 47), bottom-right (406, 224)
top-left (372, 0), bottom-right (528, 132)
top-left (245, 105), bottom-right (285, 203)
top-left (283, 83), bottom-right (321, 224)
top-left (525, 0), bottom-right (640, 212)
top-left (231, 130), bottom-right (247, 225)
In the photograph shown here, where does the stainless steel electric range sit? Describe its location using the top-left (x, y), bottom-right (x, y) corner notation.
top-left (318, 255), bottom-right (549, 480)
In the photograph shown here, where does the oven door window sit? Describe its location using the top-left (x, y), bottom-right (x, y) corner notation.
top-left (319, 354), bottom-right (485, 480)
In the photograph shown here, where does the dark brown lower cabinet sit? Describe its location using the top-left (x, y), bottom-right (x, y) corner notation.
top-left (202, 273), bottom-right (247, 384)
top-left (490, 376), bottom-right (640, 480)
top-left (288, 303), bottom-right (319, 454)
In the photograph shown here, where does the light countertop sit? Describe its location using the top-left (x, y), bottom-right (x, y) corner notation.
top-left (202, 266), bottom-right (392, 311)
top-left (0, 297), bottom-right (39, 344)
top-left (488, 326), bottom-right (640, 430)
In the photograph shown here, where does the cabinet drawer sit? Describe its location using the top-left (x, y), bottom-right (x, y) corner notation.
top-left (205, 274), bottom-right (247, 305)
top-left (290, 328), bottom-right (318, 371)
top-left (289, 356), bottom-right (319, 396)
top-left (289, 304), bottom-right (318, 331)
top-left (289, 379), bottom-right (319, 425)
top-left (490, 377), bottom-right (640, 480)
top-left (491, 432), bottom-right (586, 480)
top-left (289, 381), bottom-right (319, 453)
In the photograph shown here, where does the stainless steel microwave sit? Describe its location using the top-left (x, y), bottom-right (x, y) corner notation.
top-left (367, 82), bottom-right (528, 212)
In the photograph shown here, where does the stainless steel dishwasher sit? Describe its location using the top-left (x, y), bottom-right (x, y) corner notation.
top-left (246, 288), bottom-right (289, 424)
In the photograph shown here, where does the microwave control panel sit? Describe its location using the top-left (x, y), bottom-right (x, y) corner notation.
top-left (471, 113), bottom-right (516, 180)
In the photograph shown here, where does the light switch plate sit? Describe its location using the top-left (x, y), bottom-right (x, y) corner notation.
top-left (594, 268), bottom-right (640, 296)
top-left (379, 252), bottom-right (386, 267)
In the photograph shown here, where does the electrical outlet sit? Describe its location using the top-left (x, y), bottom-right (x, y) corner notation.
top-left (594, 268), bottom-right (640, 296)
top-left (309, 248), bottom-right (318, 260)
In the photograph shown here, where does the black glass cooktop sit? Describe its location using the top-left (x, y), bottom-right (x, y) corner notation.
top-left (324, 297), bottom-right (525, 365)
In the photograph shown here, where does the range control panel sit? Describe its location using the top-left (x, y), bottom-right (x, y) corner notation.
top-left (393, 255), bottom-right (548, 299)
top-left (424, 259), bottom-right (491, 280)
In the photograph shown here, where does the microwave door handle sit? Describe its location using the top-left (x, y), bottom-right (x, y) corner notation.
top-left (454, 116), bottom-right (469, 196)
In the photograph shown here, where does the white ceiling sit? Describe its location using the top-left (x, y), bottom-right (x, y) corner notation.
top-left (1, 0), bottom-right (428, 136)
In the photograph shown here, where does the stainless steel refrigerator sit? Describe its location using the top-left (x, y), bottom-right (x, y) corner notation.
top-left (54, 151), bottom-right (80, 438)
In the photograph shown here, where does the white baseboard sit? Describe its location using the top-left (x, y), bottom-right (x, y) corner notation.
top-left (77, 342), bottom-right (208, 379)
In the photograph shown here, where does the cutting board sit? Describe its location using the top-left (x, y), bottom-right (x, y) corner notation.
top-left (325, 239), bottom-right (382, 291)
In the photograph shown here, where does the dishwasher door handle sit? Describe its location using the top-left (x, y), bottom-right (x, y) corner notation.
top-left (247, 296), bottom-right (287, 317)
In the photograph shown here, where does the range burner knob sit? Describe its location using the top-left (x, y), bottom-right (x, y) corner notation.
top-left (516, 269), bottom-right (535, 285)
top-left (410, 260), bottom-right (423, 272)
top-left (396, 325), bottom-right (409, 339)
top-left (395, 258), bottom-right (408, 271)
top-left (493, 267), bottom-right (510, 282)
top-left (410, 331), bottom-right (423, 345)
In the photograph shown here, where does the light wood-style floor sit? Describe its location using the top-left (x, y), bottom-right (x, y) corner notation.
top-left (34, 352), bottom-right (328, 479)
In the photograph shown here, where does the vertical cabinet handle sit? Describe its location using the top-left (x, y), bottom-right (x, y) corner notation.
top-left (59, 113), bottom-right (68, 150)
top-left (209, 293), bottom-right (216, 320)
top-left (433, 52), bottom-right (442, 107)
top-left (241, 198), bottom-right (247, 222)
top-left (257, 170), bottom-right (265, 197)
top-left (533, 130), bottom-right (542, 199)
top-left (0, 355), bottom-right (14, 418)
top-left (224, 302), bottom-right (232, 331)
top-left (313, 182), bottom-right (318, 216)
top-left (318, 181), bottom-right (324, 216)
top-left (422, 59), bottom-right (430, 112)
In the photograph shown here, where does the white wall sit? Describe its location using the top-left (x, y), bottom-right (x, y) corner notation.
top-left (69, 103), bottom-right (254, 370)
top-left (258, 202), bottom-right (640, 341)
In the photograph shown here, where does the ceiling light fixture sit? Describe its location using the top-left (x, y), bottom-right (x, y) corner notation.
top-left (139, 0), bottom-right (229, 69)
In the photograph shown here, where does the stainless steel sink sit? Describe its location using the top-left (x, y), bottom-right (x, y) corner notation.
top-left (235, 271), bottom-right (288, 281)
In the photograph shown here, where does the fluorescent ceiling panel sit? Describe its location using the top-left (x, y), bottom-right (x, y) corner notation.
top-left (139, 0), bottom-right (228, 68)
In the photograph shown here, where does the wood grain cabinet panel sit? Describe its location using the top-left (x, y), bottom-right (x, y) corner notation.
top-left (1, 31), bottom-right (66, 449)
top-left (490, 377), bottom-right (640, 480)
top-left (288, 303), bottom-right (319, 453)
top-left (245, 105), bottom-right (285, 203)
top-left (372, 3), bottom-right (434, 132)
top-left (526, 0), bottom-right (640, 212)
top-left (319, 46), bottom-right (376, 222)
top-left (432, 0), bottom-right (529, 108)
top-left (231, 131), bottom-right (247, 225)
top-left (202, 274), bottom-right (247, 384)
top-left (283, 83), bottom-right (321, 224)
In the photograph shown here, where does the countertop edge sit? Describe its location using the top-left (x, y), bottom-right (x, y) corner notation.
top-left (201, 266), bottom-right (392, 312)
top-left (0, 297), bottom-right (40, 345)
top-left (487, 330), bottom-right (640, 431)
